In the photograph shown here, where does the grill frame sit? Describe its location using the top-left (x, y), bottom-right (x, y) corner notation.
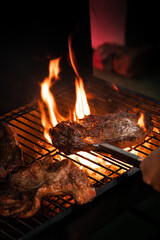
top-left (0, 77), bottom-right (159, 240)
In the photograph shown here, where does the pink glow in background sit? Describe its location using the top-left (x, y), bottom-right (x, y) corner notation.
top-left (90, 0), bottom-right (127, 49)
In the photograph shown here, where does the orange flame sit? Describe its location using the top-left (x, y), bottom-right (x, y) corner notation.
top-left (68, 35), bottom-right (80, 80)
top-left (112, 83), bottom-right (119, 92)
top-left (137, 113), bottom-right (146, 131)
top-left (38, 100), bottom-right (52, 143)
top-left (73, 78), bottom-right (90, 120)
top-left (39, 37), bottom-right (90, 145)
top-left (49, 58), bottom-right (60, 80)
top-left (39, 58), bottom-right (65, 143)
top-left (68, 35), bottom-right (99, 172)
top-left (39, 38), bottom-right (131, 178)
top-left (68, 35), bottom-right (90, 120)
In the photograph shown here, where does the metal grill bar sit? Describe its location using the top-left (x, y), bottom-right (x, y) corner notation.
top-left (0, 229), bottom-right (16, 240)
top-left (0, 102), bottom-right (133, 239)
top-left (91, 151), bottom-right (131, 170)
top-left (75, 152), bottom-right (122, 176)
top-left (59, 152), bottom-right (114, 181)
top-left (0, 80), bottom-right (160, 240)
top-left (9, 122), bottom-right (47, 146)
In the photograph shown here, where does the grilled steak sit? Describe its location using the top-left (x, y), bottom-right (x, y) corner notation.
top-left (0, 156), bottom-right (96, 218)
top-left (49, 112), bottom-right (153, 154)
top-left (0, 121), bottom-right (23, 180)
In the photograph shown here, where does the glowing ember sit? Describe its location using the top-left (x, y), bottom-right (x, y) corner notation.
top-left (137, 113), bottom-right (146, 131)
top-left (112, 83), bottom-right (119, 92)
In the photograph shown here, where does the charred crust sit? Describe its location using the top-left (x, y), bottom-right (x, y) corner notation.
top-left (49, 112), bottom-right (153, 154)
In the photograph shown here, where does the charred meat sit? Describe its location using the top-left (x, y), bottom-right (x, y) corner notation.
top-left (0, 156), bottom-right (96, 218)
top-left (49, 112), bottom-right (153, 154)
top-left (0, 121), bottom-right (23, 179)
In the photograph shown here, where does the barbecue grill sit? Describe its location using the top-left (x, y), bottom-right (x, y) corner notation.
top-left (0, 77), bottom-right (159, 240)
top-left (0, 1), bottom-right (159, 238)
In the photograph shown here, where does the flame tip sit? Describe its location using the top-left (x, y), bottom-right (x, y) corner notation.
top-left (40, 36), bottom-right (90, 143)
top-left (137, 113), bottom-right (146, 132)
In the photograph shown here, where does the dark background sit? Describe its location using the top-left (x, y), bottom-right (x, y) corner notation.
top-left (0, 1), bottom-right (159, 114)
top-left (125, 1), bottom-right (159, 47)
top-left (0, 2), bottom-right (92, 115)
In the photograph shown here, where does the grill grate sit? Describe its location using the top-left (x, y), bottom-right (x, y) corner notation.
top-left (0, 79), bottom-right (160, 239)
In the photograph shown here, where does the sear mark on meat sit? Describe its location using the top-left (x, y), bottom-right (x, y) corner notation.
top-left (0, 156), bottom-right (96, 218)
top-left (49, 112), bottom-right (153, 154)
top-left (0, 121), bottom-right (23, 180)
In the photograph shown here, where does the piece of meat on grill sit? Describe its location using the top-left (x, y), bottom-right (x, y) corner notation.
top-left (0, 156), bottom-right (96, 218)
top-left (49, 112), bottom-right (153, 154)
top-left (0, 121), bottom-right (23, 180)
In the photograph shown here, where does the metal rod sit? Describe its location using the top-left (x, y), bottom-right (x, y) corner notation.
top-left (90, 151), bottom-right (130, 170)
top-left (93, 143), bottom-right (143, 168)
top-left (75, 152), bottom-right (121, 176)
top-left (59, 152), bottom-right (113, 180)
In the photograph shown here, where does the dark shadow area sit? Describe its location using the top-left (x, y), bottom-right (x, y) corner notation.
top-left (0, 2), bottom-right (92, 115)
